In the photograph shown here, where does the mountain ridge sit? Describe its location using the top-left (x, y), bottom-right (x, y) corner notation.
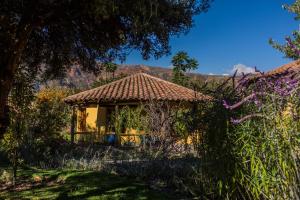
top-left (46, 64), bottom-right (227, 89)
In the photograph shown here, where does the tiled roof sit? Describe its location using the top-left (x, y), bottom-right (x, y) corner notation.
top-left (264, 59), bottom-right (300, 77)
top-left (64, 73), bottom-right (212, 104)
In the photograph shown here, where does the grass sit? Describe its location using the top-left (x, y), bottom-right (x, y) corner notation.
top-left (0, 166), bottom-right (178, 200)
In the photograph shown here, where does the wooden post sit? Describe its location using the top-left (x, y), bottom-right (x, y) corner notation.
top-left (115, 104), bottom-right (119, 145)
top-left (161, 110), bottom-right (166, 134)
top-left (70, 106), bottom-right (76, 144)
top-left (96, 104), bottom-right (101, 142)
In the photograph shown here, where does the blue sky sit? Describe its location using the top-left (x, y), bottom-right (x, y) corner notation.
top-left (122, 0), bottom-right (299, 75)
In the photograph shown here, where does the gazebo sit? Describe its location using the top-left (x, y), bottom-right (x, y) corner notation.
top-left (64, 73), bottom-right (211, 146)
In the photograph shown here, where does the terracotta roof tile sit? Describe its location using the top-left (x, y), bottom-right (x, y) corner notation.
top-left (265, 59), bottom-right (300, 77)
top-left (64, 73), bottom-right (212, 104)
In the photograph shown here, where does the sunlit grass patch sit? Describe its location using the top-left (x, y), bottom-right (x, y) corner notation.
top-left (0, 167), bottom-right (175, 200)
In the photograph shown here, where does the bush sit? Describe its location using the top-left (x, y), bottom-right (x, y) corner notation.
top-left (220, 71), bottom-right (300, 199)
top-left (30, 87), bottom-right (71, 140)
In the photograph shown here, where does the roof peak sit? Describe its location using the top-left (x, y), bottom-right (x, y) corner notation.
top-left (64, 71), bottom-right (211, 104)
top-left (92, 72), bottom-right (165, 90)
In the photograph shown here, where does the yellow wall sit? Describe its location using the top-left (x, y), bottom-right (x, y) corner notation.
top-left (86, 107), bottom-right (98, 131)
top-left (75, 105), bottom-right (145, 146)
top-left (76, 106), bottom-right (98, 132)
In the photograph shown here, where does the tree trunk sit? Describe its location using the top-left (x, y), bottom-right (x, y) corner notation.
top-left (0, 22), bottom-right (33, 139)
top-left (0, 55), bottom-right (19, 139)
top-left (12, 148), bottom-right (17, 187)
top-left (0, 81), bottom-right (11, 139)
top-left (12, 167), bottom-right (17, 187)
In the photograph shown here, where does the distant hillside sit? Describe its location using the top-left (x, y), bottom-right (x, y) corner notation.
top-left (117, 64), bottom-right (227, 83)
top-left (45, 64), bottom-right (228, 89)
top-left (116, 64), bottom-right (173, 80)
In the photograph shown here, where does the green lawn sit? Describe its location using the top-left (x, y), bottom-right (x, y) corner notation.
top-left (0, 167), bottom-right (178, 200)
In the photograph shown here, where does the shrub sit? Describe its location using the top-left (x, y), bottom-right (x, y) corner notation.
top-left (30, 87), bottom-right (71, 140)
top-left (0, 170), bottom-right (13, 184)
top-left (221, 71), bottom-right (300, 199)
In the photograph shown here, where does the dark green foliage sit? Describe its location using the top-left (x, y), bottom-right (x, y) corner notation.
top-left (113, 106), bottom-right (146, 135)
top-left (2, 66), bottom-right (36, 185)
top-left (1, 0), bottom-right (210, 73)
top-left (171, 51), bottom-right (199, 86)
top-left (270, 1), bottom-right (300, 60)
top-left (223, 74), bottom-right (300, 199)
top-left (284, 0), bottom-right (300, 20)
top-left (21, 87), bottom-right (72, 167)
top-left (191, 78), bottom-right (242, 199)
top-left (270, 31), bottom-right (300, 60)
top-left (1, 86), bottom-right (72, 169)
top-left (104, 62), bottom-right (118, 79)
top-left (191, 72), bottom-right (300, 199)
top-left (0, 0), bottom-right (213, 138)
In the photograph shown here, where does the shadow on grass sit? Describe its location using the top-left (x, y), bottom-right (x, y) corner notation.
top-left (0, 168), bottom-right (174, 200)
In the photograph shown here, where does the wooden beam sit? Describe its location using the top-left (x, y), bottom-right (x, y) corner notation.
top-left (96, 104), bottom-right (100, 139)
top-left (70, 106), bottom-right (76, 144)
top-left (115, 104), bottom-right (119, 145)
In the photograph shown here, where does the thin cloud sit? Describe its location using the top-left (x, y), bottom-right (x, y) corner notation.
top-left (231, 64), bottom-right (256, 76)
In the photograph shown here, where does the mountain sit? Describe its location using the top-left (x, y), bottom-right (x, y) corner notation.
top-left (45, 64), bottom-right (228, 89)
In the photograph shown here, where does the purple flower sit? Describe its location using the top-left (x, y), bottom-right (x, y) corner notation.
top-left (223, 100), bottom-right (230, 109)
top-left (230, 118), bottom-right (241, 125)
top-left (230, 114), bottom-right (264, 125)
top-left (286, 37), bottom-right (300, 56)
top-left (253, 95), bottom-right (262, 108)
top-left (227, 66), bottom-right (300, 125)
top-left (223, 92), bottom-right (265, 111)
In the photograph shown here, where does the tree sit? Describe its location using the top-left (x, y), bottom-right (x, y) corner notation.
top-left (270, 1), bottom-right (300, 59)
top-left (2, 65), bottom-right (35, 186)
top-left (104, 62), bottom-right (118, 80)
top-left (171, 51), bottom-right (199, 86)
top-left (0, 0), bottom-right (213, 138)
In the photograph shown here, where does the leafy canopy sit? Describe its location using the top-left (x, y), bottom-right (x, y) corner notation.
top-left (270, 0), bottom-right (300, 60)
top-left (171, 51), bottom-right (199, 86)
top-left (0, 0), bottom-right (212, 78)
top-left (0, 0), bottom-right (213, 137)
top-left (104, 62), bottom-right (118, 74)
